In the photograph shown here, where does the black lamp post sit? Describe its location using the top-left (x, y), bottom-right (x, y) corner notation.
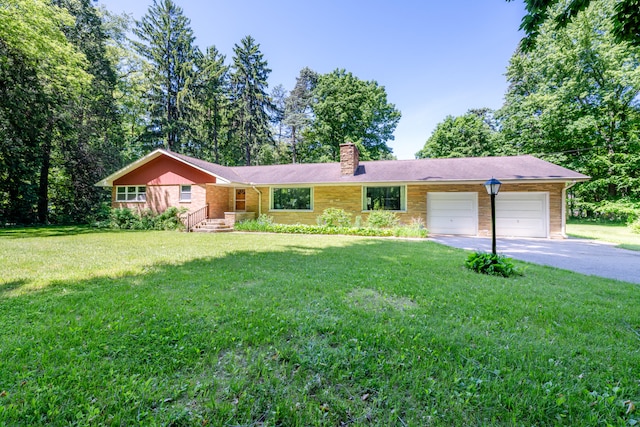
top-left (484, 177), bottom-right (502, 255)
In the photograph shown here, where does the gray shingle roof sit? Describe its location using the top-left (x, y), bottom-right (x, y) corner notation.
top-left (96, 149), bottom-right (589, 187)
top-left (225, 155), bottom-right (589, 185)
top-left (168, 151), bottom-right (246, 183)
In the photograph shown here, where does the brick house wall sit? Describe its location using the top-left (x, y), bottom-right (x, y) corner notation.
top-left (111, 155), bottom-right (216, 216)
top-left (112, 184), bottom-right (207, 215)
top-left (241, 182), bottom-right (566, 238)
top-left (206, 185), bottom-right (229, 218)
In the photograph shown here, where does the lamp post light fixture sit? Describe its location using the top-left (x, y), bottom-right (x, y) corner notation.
top-left (484, 177), bottom-right (502, 255)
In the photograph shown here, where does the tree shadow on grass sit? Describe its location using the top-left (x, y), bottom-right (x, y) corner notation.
top-left (0, 225), bottom-right (150, 239)
top-left (0, 279), bottom-right (29, 296)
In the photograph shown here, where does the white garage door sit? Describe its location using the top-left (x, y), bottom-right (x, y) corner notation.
top-left (495, 192), bottom-right (548, 238)
top-left (427, 192), bottom-right (478, 235)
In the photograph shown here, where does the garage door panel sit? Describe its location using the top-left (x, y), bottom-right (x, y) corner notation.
top-left (496, 209), bottom-right (544, 219)
top-left (427, 193), bottom-right (478, 235)
top-left (497, 200), bottom-right (544, 212)
top-left (498, 218), bottom-right (545, 229)
top-left (432, 209), bottom-right (475, 218)
top-left (430, 217), bottom-right (476, 230)
top-left (495, 193), bottom-right (548, 238)
top-left (431, 200), bottom-right (475, 211)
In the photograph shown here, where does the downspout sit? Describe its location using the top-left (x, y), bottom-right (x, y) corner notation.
top-left (251, 184), bottom-right (262, 216)
top-left (562, 181), bottom-right (578, 238)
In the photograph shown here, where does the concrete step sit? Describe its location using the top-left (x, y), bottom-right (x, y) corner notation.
top-left (191, 218), bottom-right (233, 233)
top-left (191, 227), bottom-right (234, 233)
top-left (200, 219), bottom-right (227, 225)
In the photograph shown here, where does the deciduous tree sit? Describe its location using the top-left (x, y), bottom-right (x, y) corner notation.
top-left (416, 109), bottom-right (506, 159)
top-left (0, 0), bottom-right (90, 224)
top-left (306, 69), bottom-right (401, 161)
top-left (499, 0), bottom-right (640, 213)
top-left (508, 0), bottom-right (640, 50)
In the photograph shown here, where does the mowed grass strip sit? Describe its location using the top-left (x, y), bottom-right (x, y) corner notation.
top-left (566, 221), bottom-right (640, 251)
top-left (0, 228), bottom-right (639, 426)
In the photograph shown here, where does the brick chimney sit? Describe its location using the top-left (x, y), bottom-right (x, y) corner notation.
top-left (339, 142), bottom-right (360, 176)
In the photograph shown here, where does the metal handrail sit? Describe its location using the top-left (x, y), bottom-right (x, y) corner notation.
top-left (185, 204), bottom-right (208, 231)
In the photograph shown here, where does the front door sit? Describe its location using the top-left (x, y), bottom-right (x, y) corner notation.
top-left (235, 188), bottom-right (246, 211)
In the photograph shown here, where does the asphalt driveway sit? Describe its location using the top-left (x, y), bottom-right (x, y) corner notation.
top-left (430, 236), bottom-right (640, 284)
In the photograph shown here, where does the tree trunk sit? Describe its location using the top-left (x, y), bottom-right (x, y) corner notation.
top-left (37, 114), bottom-right (54, 224)
top-left (291, 126), bottom-right (297, 164)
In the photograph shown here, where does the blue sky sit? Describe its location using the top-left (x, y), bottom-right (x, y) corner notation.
top-left (97, 0), bottom-right (527, 159)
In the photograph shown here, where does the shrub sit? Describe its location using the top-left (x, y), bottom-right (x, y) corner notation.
top-left (367, 210), bottom-right (400, 228)
top-left (110, 208), bottom-right (139, 229)
top-left (409, 216), bottom-right (426, 230)
top-left (105, 207), bottom-right (186, 231)
top-left (256, 214), bottom-right (274, 225)
top-left (317, 208), bottom-right (352, 227)
top-left (630, 219), bottom-right (640, 234)
top-left (593, 199), bottom-right (640, 223)
top-left (393, 227), bottom-right (428, 238)
top-left (154, 207), bottom-right (187, 230)
top-left (465, 252), bottom-right (521, 278)
top-left (235, 219), bottom-right (428, 238)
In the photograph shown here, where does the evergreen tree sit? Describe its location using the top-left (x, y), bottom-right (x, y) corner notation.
top-left (270, 84), bottom-right (287, 146)
top-left (283, 67), bottom-right (318, 163)
top-left (133, 0), bottom-right (198, 151)
top-left (101, 8), bottom-right (152, 162)
top-left (229, 35), bottom-right (274, 165)
top-left (191, 45), bottom-right (229, 163)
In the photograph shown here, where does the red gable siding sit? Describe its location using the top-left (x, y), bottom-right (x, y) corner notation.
top-left (114, 155), bottom-right (216, 185)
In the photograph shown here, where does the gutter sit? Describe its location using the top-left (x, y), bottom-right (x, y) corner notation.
top-left (562, 180), bottom-right (578, 238)
top-left (250, 184), bottom-right (262, 216)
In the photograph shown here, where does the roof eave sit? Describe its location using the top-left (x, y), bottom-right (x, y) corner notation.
top-left (95, 149), bottom-right (233, 186)
top-left (228, 177), bottom-right (591, 187)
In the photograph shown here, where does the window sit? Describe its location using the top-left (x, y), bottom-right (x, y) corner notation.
top-left (271, 187), bottom-right (312, 210)
top-left (364, 186), bottom-right (405, 211)
top-left (116, 186), bottom-right (146, 202)
top-left (180, 185), bottom-right (191, 202)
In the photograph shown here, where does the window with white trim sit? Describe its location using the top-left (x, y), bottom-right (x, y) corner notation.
top-left (180, 185), bottom-right (192, 202)
top-left (271, 187), bottom-right (312, 210)
top-left (116, 186), bottom-right (146, 202)
top-left (363, 186), bottom-right (405, 211)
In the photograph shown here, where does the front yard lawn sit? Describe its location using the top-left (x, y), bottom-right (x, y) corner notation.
top-left (1, 228), bottom-right (639, 425)
top-left (566, 220), bottom-right (640, 251)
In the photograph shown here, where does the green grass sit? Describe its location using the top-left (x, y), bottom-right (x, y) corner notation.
top-left (566, 220), bottom-right (640, 251)
top-left (1, 227), bottom-right (639, 426)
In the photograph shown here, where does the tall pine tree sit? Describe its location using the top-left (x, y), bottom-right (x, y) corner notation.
top-left (229, 36), bottom-right (273, 165)
top-left (133, 0), bottom-right (198, 151)
top-left (283, 67), bottom-right (318, 163)
top-left (191, 46), bottom-right (229, 163)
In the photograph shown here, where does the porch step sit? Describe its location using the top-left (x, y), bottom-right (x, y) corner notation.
top-left (191, 219), bottom-right (234, 233)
